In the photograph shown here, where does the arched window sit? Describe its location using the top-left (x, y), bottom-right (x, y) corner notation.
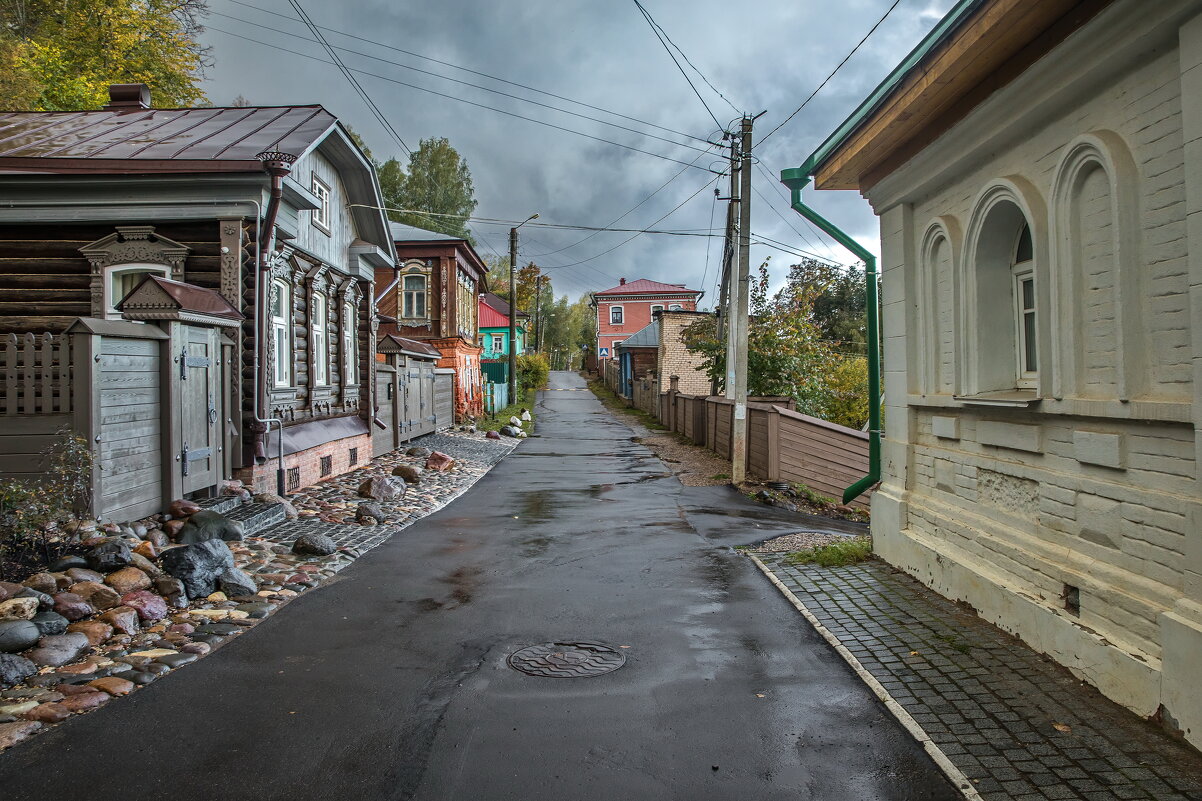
top-left (271, 279), bottom-right (291, 387)
top-left (343, 301), bottom-right (358, 386)
top-left (650, 304), bottom-right (664, 314)
top-left (668, 303), bottom-right (683, 311)
top-left (1012, 224), bottom-right (1036, 388)
top-left (104, 263), bottom-right (168, 319)
top-left (312, 291), bottom-right (328, 385)
top-left (402, 274), bottom-right (426, 319)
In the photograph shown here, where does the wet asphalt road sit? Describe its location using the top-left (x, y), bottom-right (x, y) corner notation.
top-left (0, 371), bottom-right (958, 800)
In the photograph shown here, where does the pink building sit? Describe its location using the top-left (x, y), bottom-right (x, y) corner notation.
top-left (591, 278), bottom-right (701, 361)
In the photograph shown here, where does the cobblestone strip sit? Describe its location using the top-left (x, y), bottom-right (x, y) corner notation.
top-left (751, 554), bottom-right (1202, 801)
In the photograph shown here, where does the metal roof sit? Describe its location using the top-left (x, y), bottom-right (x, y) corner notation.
top-left (617, 320), bottom-right (659, 349)
top-left (480, 292), bottom-right (530, 320)
top-left (390, 221), bottom-right (465, 242)
top-left (595, 278), bottom-right (700, 297)
top-left (0, 106), bottom-right (337, 173)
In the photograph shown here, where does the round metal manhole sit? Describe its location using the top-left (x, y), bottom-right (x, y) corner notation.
top-left (507, 641), bottom-right (627, 678)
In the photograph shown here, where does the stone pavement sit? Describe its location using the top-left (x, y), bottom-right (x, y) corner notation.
top-left (754, 554), bottom-right (1202, 801)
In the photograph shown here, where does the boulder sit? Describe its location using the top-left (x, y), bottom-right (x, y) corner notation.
top-left (405, 446), bottom-right (431, 458)
top-left (85, 540), bottom-right (132, 573)
top-left (66, 620), bottom-right (113, 647)
top-left (425, 451), bottom-right (456, 471)
top-left (520, 409), bottom-right (532, 421)
top-left (0, 598), bottom-right (38, 621)
top-left (58, 691), bottom-right (108, 713)
top-left (50, 593), bottom-right (94, 622)
top-left (357, 475), bottom-right (405, 501)
top-left (0, 621), bottom-right (40, 654)
top-left (168, 498), bottom-right (201, 518)
top-left (175, 510), bottom-right (245, 545)
top-left (133, 541), bottom-right (159, 560)
top-left (120, 591), bottom-right (168, 622)
top-left (30, 611), bottom-right (68, 637)
top-left (516, 431), bottom-right (528, 438)
top-left (22, 702), bottom-right (70, 723)
top-left (508, 416), bottom-right (523, 427)
top-left (152, 577), bottom-right (187, 607)
top-left (104, 567), bottom-right (151, 595)
top-left (221, 479), bottom-right (251, 498)
top-left (65, 568), bottom-right (104, 584)
top-left (292, 532), bottom-right (337, 557)
top-left (69, 581), bottom-right (120, 611)
top-left (0, 582), bottom-right (19, 601)
top-left (500, 426), bottom-right (521, 438)
top-left (98, 607), bottom-right (139, 637)
top-left (159, 539), bottom-right (235, 599)
top-left (25, 632), bottom-right (90, 667)
top-left (253, 492), bottom-right (299, 520)
top-left (129, 553), bottom-right (162, 578)
top-left (48, 555), bottom-right (89, 573)
top-left (218, 568), bottom-right (257, 599)
top-left (21, 573), bottom-right (57, 595)
top-left (391, 464), bottom-right (422, 484)
top-left (0, 721), bottom-right (41, 749)
top-left (144, 529), bottom-right (169, 548)
top-left (15, 587), bottom-right (52, 611)
top-left (0, 653), bottom-right (36, 688)
top-left (355, 503), bottom-right (385, 524)
top-left (485, 430), bottom-right (501, 440)
top-left (162, 519), bottom-right (186, 541)
top-left (89, 676), bottom-right (135, 696)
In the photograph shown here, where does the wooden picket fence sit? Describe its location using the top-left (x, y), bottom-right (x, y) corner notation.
top-left (0, 332), bottom-right (72, 416)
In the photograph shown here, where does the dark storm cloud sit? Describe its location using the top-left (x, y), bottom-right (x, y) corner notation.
top-left (203, 0), bottom-right (953, 303)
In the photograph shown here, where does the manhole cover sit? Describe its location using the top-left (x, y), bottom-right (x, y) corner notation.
top-left (507, 641), bottom-right (626, 678)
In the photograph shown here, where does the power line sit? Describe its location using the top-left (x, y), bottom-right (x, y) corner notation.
top-left (225, 0), bottom-right (710, 146)
top-left (285, 0), bottom-right (410, 155)
top-left (350, 205), bottom-right (724, 237)
top-left (698, 185), bottom-right (719, 301)
top-left (208, 25), bottom-right (721, 174)
top-left (212, 10), bottom-right (714, 159)
top-left (757, 0), bottom-right (906, 146)
top-left (633, 0), bottom-right (724, 131)
top-left (634, 1), bottom-right (741, 115)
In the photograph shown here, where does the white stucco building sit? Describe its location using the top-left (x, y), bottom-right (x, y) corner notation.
top-left (791, 0), bottom-right (1202, 748)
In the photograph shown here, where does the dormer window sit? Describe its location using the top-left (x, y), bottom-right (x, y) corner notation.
top-left (311, 174), bottom-right (331, 234)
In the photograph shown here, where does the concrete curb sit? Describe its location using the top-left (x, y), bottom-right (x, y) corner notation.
top-left (747, 552), bottom-right (984, 801)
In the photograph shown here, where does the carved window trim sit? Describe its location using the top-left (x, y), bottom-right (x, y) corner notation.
top-left (80, 225), bottom-right (190, 318)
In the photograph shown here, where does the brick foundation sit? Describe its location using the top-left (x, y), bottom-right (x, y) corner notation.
top-left (234, 432), bottom-right (373, 495)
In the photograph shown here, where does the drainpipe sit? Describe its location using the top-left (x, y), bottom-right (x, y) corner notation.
top-left (781, 165), bottom-right (880, 504)
top-left (255, 151), bottom-right (297, 496)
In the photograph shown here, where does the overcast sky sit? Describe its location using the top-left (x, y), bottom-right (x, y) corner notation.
top-left (200, 0), bottom-right (954, 306)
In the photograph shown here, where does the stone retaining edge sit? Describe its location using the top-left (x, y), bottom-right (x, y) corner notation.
top-left (747, 552), bottom-right (982, 801)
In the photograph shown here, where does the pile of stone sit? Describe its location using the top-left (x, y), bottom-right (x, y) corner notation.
top-left (0, 496), bottom-right (352, 751)
top-left (499, 414), bottom-right (529, 439)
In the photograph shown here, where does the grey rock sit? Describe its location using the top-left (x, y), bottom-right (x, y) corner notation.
top-left (159, 539), bottom-right (235, 599)
top-left (176, 510), bottom-right (245, 545)
top-left (152, 576), bottom-right (187, 606)
top-left (357, 475), bottom-right (405, 501)
top-left (253, 493), bottom-right (299, 520)
top-left (234, 602), bottom-right (273, 619)
top-left (218, 568), bottom-right (257, 598)
top-left (0, 720), bottom-right (41, 749)
top-left (65, 568), bottom-right (105, 584)
top-left (355, 502), bottom-right (385, 524)
top-left (30, 611), bottom-right (68, 637)
top-left (110, 669), bottom-right (156, 686)
top-left (129, 552), bottom-right (162, 578)
top-left (500, 425), bottom-right (522, 438)
top-left (405, 446), bottom-right (431, 457)
top-left (154, 652), bottom-right (197, 669)
top-left (25, 632), bottom-right (90, 667)
top-left (194, 623), bottom-right (243, 636)
top-left (21, 573), bottom-right (57, 595)
top-left (0, 621), bottom-right (40, 654)
top-left (0, 654), bottom-right (36, 688)
top-left (292, 532), bottom-right (337, 556)
top-left (391, 464), bottom-right (422, 484)
top-left (48, 555), bottom-right (89, 573)
top-left (14, 587), bottom-right (52, 611)
top-left (86, 540), bottom-right (132, 572)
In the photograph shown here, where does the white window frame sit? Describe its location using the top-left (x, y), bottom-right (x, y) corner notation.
top-left (1012, 225), bottom-right (1037, 389)
top-left (311, 174), bottom-right (331, 234)
top-left (312, 291), bottom-right (328, 386)
top-left (668, 303), bottom-right (683, 311)
top-left (104, 263), bottom-right (169, 319)
top-left (402, 273), bottom-right (427, 319)
top-left (611, 340), bottom-right (623, 349)
top-left (271, 279), bottom-right (292, 388)
top-left (650, 304), bottom-right (664, 314)
top-left (492, 333), bottom-right (504, 352)
top-left (609, 305), bottom-right (624, 325)
top-left (343, 300), bottom-right (358, 386)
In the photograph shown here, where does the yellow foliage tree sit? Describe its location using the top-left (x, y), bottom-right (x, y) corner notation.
top-left (0, 0), bottom-right (209, 111)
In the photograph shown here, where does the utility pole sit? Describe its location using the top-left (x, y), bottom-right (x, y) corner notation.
top-left (729, 115), bottom-right (754, 485)
top-left (534, 274), bottom-right (542, 353)
top-left (509, 213), bottom-right (537, 403)
top-left (713, 134), bottom-right (740, 396)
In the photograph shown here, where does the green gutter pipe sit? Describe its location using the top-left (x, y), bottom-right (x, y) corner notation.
top-left (780, 166), bottom-right (879, 504)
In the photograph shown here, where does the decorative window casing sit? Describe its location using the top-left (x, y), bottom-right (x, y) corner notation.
top-left (609, 305), bottom-right (624, 325)
top-left (456, 268), bottom-right (477, 338)
top-left (104, 263), bottom-right (169, 318)
top-left (311, 174), bottom-right (331, 233)
top-left (312, 291), bottom-right (329, 386)
top-left (492, 333), bottom-right (504, 353)
top-left (80, 225), bottom-right (190, 318)
top-left (270, 278), bottom-right (292, 388)
top-left (342, 298), bottom-right (359, 387)
top-left (403, 274), bottom-right (427, 319)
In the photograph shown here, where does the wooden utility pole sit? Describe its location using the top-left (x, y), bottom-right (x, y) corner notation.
top-left (534, 274), bottom-right (542, 353)
top-left (508, 227), bottom-right (519, 402)
top-left (729, 115), bottom-right (754, 484)
top-left (713, 134), bottom-right (739, 396)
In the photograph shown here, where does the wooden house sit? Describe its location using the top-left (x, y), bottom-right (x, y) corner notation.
top-left (376, 222), bottom-right (486, 421)
top-left (0, 83), bottom-right (395, 517)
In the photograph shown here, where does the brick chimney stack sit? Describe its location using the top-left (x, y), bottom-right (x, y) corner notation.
top-left (103, 84), bottom-right (151, 110)
top-left (619, 277), bottom-right (626, 285)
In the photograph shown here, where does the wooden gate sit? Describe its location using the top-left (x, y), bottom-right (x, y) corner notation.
top-left (373, 364), bottom-right (398, 457)
top-left (177, 325), bottom-right (221, 496)
top-left (434, 368), bottom-right (454, 427)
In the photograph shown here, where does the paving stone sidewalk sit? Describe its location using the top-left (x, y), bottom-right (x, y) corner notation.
top-left (755, 554), bottom-right (1202, 801)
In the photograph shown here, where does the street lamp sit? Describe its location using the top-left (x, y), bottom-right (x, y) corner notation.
top-left (509, 213), bottom-right (538, 404)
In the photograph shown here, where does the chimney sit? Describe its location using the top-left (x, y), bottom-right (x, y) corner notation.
top-left (103, 84), bottom-right (151, 110)
top-left (619, 277), bottom-right (626, 285)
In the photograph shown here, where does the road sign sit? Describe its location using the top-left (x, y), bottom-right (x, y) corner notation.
top-left (599, 347), bottom-right (610, 358)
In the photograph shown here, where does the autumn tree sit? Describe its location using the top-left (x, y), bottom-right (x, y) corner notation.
top-left (376, 137), bottom-right (477, 241)
top-left (0, 0), bottom-right (210, 111)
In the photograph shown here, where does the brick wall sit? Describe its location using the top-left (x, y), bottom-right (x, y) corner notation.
top-left (234, 432), bottom-right (372, 495)
top-left (657, 311), bottom-right (711, 395)
top-left (596, 294), bottom-right (697, 360)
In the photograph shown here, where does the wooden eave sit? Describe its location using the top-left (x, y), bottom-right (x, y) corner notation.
top-left (812, 0), bottom-right (1113, 192)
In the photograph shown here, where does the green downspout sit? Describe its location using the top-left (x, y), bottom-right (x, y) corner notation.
top-left (781, 165), bottom-right (879, 504)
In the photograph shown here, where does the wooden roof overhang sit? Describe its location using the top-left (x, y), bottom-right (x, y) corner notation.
top-left (807, 0), bottom-right (1114, 192)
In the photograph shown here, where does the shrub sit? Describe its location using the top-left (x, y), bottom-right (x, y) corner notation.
top-left (0, 429), bottom-right (93, 572)
top-left (516, 352), bottom-right (549, 395)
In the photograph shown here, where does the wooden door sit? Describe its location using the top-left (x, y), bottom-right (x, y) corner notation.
top-left (178, 325), bottom-right (221, 495)
top-left (373, 365), bottom-right (397, 456)
top-left (420, 362), bottom-right (436, 435)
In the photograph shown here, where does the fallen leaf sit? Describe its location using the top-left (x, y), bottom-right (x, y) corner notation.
top-left (909, 650), bottom-right (920, 656)
top-left (618, 645), bottom-right (631, 649)
top-left (755, 693), bottom-right (766, 698)
top-left (1052, 722), bottom-right (1072, 733)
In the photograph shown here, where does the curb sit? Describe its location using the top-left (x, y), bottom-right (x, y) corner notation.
top-left (747, 552), bottom-right (983, 801)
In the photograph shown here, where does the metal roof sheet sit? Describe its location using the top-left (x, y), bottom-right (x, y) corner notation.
top-left (617, 319), bottom-right (659, 349)
top-left (0, 106), bottom-right (335, 169)
top-left (595, 278), bottom-right (700, 296)
top-left (389, 221), bottom-right (465, 242)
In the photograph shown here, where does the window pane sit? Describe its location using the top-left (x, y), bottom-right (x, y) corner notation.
top-left (1021, 278), bottom-right (1034, 310)
top-left (1015, 224), bottom-right (1033, 263)
top-left (1023, 311), bottom-right (1037, 372)
top-left (404, 276), bottom-right (423, 290)
top-left (416, 293), bottom-right (425, 317)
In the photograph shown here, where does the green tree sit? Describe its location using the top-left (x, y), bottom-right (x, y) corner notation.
top-left (0, 0), bottom-right (209, 111)
top-left (810, 265), bottom-right (868, 353)
top-left (377, 137), bottom-right (477, 241)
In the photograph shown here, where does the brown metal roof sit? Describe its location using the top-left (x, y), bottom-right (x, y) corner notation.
top-left (0, 106), bottom-right (336, 174)
top-left (119, 275), bottom-right (243, 320)
top-left (377, 333), bottom-right (441, 359)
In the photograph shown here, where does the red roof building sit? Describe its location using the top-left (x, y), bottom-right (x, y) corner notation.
top-left (590, 277), bottom-right (701, 361)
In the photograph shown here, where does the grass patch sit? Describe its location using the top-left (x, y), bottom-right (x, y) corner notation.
top-left (710, 473), bottom-right (730, 480)
top-left (782, 537), bottom-right (872, 567)
top-left (586, 377), bottom-right (667, 431)
top-left (477, 391), bottom-right (536, 434)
